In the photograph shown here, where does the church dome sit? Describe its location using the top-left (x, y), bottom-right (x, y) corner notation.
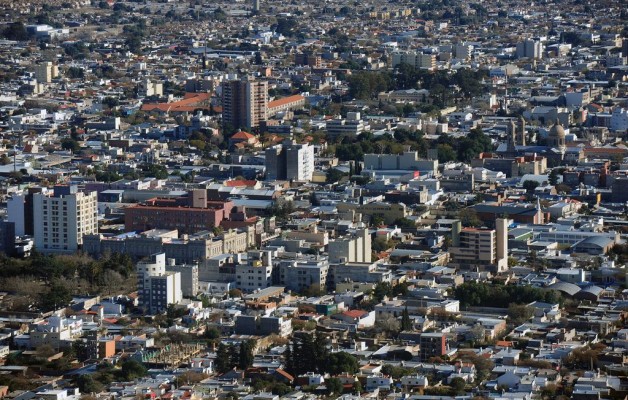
top-left (548, 120), bottom-right (565, 138)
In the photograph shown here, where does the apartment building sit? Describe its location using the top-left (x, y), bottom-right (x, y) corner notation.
top-left (328, 228), bottom-right (372, 263)
top-left (33, 61), bottom-right (58, 83)
top-left (364, 151), bottom-right (439, 176)
top-left (419, 333), bottom-right (448, 361)
top-left (449, 218), bottom-right (508, 272)
top-left (516, 39), bottom-right (544, 59)
top-left (236, 250), bottom-right (274, 291)
top-left (136, 253), bottom-right (182, 314)
top-left (277, 258), bottom-right (329, 293)
top-left (265, 141), bottom-right (314, 181)
top-left (33, 185), bottom-right (98, 253)
top-left (392, 51), bottom-right (436, 70)
top-left (222, 78), bottom-right (268, 129)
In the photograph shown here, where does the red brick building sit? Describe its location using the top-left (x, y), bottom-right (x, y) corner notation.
top-left (124, 191), bottom-right (233, 234)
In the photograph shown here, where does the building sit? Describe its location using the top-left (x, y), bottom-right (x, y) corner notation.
top-left (277, 258), bottom-right (329, 293)
top-left (236, 250), bottom-right (274, 291)
top-left (449, 218), bottom-right (509, 272)
top-left (29, 315), bottom-right (83, 349)
top-left (136, 253), bottom-right (182, 314)
top-left (267, 95), bottom-right (306, 117)
top-left (612, 177), bottom-right (628, 203)
top-left (328, 228), bottom-right (372, 263)
top-left (453, 43), bottom-right (473, 60)
top-left (235, 315), bottom-right (292, 337)
top-left (364, 152), bottom-right (438, 176)
top-left (377, 89), bottom-right (431, 104)
top-left (222, 78), bottom-right (268, 129)
top-left (7, 187), bottom-right (44, 237)
top-left (265, 141), bottom-right (314, 181)
top-left (516, 39), bottom-right (543, 59)
top-left (326, 112), bottom-right (369, 137)
top-left (419, 332), bottom-right (447, 361)
top-left (392, 51), bottom-right (436, 70)
top-left (166, 261), bottom-right (199, 297)
top-left (33, 185), bottom-right (98, 253)
top-left (123, 193), bottom-right (233, 234)
top-left (337, 201), bottom-right (410, 225)
top-left (33, 61), bottom-right (58, 83)
top-left (295, 53), bottom-right (321, 67)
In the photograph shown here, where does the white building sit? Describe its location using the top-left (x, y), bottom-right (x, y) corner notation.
top-left (33, 185), bottom-right (98, 253)
top-left (326, 112), bottom-right (370, 137)
top-left (391, 51), bottom-right (436, 70)
top-left (610, 108), bottom-right (628, 132)
top-left (265, 141), bottom-right (314, 181)
top-left (516, 39), bottom-right (543, 59)
top-left (235, 250), bottom-right (274, 291)
top-left (137, 253), bottom-right (182, 314)
top-left (328, 228), bottom-right (372, 263)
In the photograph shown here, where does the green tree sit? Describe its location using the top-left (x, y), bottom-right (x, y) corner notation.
top-left (326, 377), bottom-right (343, 395)
top-left (327, 352), bottom-right (359, 375)
top-left (76, 374), bottom-right (104, 394)
top-left (522, 180), bottom-right (539, 193)
top-left (120, 359), bottom-right (147, 380)
top-left (400, 307), bottom-right (412, 331)
top-left (215, 343), bottom-right (231, 373)
top-left (450, 377), bottom-right (466, 395)
top-left (2, 21), bottom-right (29, 41)
top-left (39, 282), bottom-right (72, 311)
top-left (238, 340), bottom-right (255, 369)
top-left (507, 304), bottom-right (534, 326)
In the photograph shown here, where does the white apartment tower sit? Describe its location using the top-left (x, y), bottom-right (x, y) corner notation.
top-left (516, 39), bottom-right (543, 59)
top-left (137, 253), bottom-right (183, 314)
top-left (265, 141), bottom-right (314, 181)
top-left (33, 185), bottom-right (98, 253)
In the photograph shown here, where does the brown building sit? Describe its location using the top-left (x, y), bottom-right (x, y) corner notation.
top-left (124, 191), bottom-right (233, 234)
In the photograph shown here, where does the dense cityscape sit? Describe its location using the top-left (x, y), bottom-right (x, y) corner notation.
top-left (0, 0), bottom-right (627, 399)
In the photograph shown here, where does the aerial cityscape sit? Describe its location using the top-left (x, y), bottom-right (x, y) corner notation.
top-left (0, 0), bottom-right (626, 399)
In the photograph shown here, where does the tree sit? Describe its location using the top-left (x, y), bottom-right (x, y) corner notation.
top-left (507, 304), bottom-right (534, 326)
top-left (120, 359), bottom-right (147, 380)
top-left (327, 352), bottom-right (359, 375)
top-left (468, 324), bottom-right (486, 344)
top-left (76, 374), bottom-right (104, 394)
top-left (522, 180), bottom-right (539, 193)
top-left (326, 378), bottom-right (343, 395)
top-left (450, 377), bottom-right (466, 395)
top-left (61, 138), bottom-right (80, 153)
top-left (400, 307), bottom-right (412, 331)
top-left (2, 22), bottom-right (29, 41)
top-left (215, 343), bottom-right (231, 373)
top-left (39, 282), bottom-right (72, 312)
top-left (238, 340), bottom-right (255, 369)
top-left (459, 208), bottom-right (482, 228)
top-left (548, 169), bottom-right (559, 186)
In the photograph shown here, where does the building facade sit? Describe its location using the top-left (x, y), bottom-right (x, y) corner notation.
top-left (265, 141), bottom-right (314, 181)
top-left (136, 253), bottom-right (182, 314)
top-left (33, 185), bottom-right (98, 253)
top-left (222, 78), bottom-right (268, 129)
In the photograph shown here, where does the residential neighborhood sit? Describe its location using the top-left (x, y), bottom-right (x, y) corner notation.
top-left (0, 0), bottom-right (626, 399)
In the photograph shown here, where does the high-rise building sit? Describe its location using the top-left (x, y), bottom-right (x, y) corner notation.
top-left (33, 62), bottom-right (58, 83)
top-left (328, 228), bottom-right (372, 263)
top-left (33, 185), bottom-right (98, 253)
top-left (265, 141), bottom-right (314, 181)
top-left (7, 187), bottom-right (43, 236)
top-left (137, 253), bottom-right (182, 314)
top-left (221, 78), bottom-right (268, 130)
top-left (449, 218), bottom-right (509, 272)
top-left (252, 0), bottom-right (260, 12)
top-left (516, 39), bottom-right (543, 59)
top-left (419, 332), bottom-right (448, 361)
top-left (453, 43), bottom-right (473, 60)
